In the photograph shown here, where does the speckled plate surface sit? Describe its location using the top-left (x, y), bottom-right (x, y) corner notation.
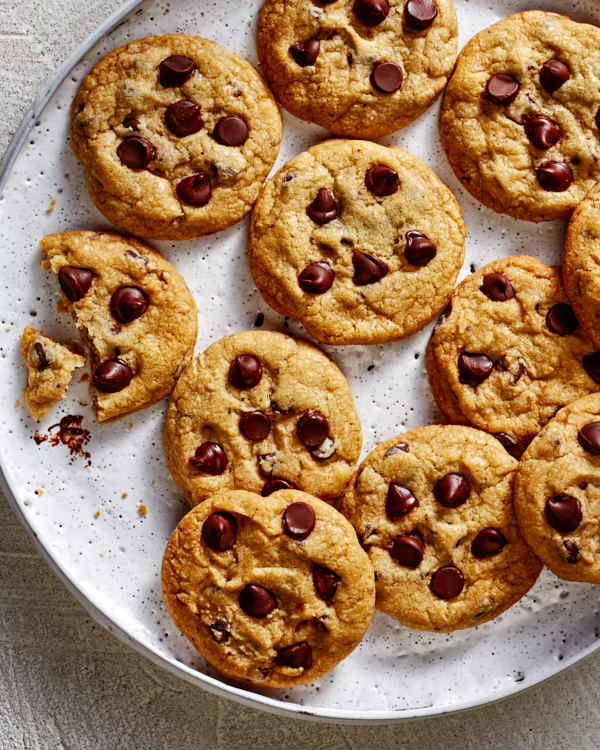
top-left (1, 0), bottom-right (600, 724)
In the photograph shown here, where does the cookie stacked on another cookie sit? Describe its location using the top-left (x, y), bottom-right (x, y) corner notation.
top-left (441, 11), bottom-right (600, 222)
top-left (427, 256), bottom-right (600, 457)
top-left (341, 425), bottom-right (542, 632)
top-left (42, 231), bottom-right (198, 423)
top-left (162, 489), bottom-right (375, 687)
top-left (249, 139), bottom-right (466, 345)
top-left (515, 394), bottom-right (600, 584)
top-left (257, 0), bottom-right (458, 138)
top-left (71, 34), bottom-right (282, 240)
top-left (163, 330), bottom-right (362, 505)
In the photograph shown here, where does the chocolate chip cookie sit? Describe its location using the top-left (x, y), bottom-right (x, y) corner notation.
top-left (515, 394), bottom-right (600, 583)
top-left (71, 34), bottom-right (281, 240)
top-left (564, 182), bottom-right (600, 349)
top-left (248, 139), bottom-right (465, 345)
top-left (440, 11), bottom-right (600, 222)
top-left (340, 425), bottom-right (543, 632)
top-left (257, 0), bottom-right (458, 138)
top-left (162, 489), bottom-right (375, 687)
top-left (427, 256), bottom-right (600, 457)
top-left (41, 231), bottom-right (197, 423)
top-left (163, 330), bottom-right (361, 505)
top-left (21, 326), bottom-right (86, 421)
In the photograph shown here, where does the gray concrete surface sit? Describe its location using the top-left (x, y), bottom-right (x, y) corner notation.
top-left (1, 2), bottom-right (600, 747)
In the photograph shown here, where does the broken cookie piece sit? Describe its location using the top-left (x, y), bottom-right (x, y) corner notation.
top-left (21, 325), bottom-right (86, 420)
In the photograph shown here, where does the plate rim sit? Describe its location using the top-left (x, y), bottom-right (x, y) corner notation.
top-left (0, 0), bottom-right (598, 724)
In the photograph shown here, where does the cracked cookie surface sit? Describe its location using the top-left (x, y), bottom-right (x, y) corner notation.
top-left (71, 34), bottom-right (282, 240)
top-left (564, 182), bottom-right (600, 349)
top-left (341, 425), bottom-right (542, 632)
top-left (41, 231), bottom-right (197, 423)
top-left (440, 11), bottom-right (600, 222)
top-left (248, 139), bottom-right (465, 346)
top-left (161, 489), bottom-right (375, 687)
top-left (257, 0), bottom-right (458, 138)
top-left (427, 256), bottom-right (600, 458)
top-left (515, 394), bottom-right (600, 583)
top-left (21, 325), bottom-right (86, 421)
top-left (163, 330), bottom-right (361, 505)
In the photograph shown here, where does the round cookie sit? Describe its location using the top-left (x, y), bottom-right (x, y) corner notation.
top-left (340, 425), bottom-right (543, 632)
top-left (163, 330), bottom-right (362, 505)
top-left (257, 0), bottom-right (458, 139)
top-left (71, 34), bottom-right (282, 240)
top-left (41, 231), bottom-right (198, 423)
top-left (248, 139), bottom-right (466, 346)
top-left (162, 489), bottom-right (375, 687)
top-left (515, 394), bottom-right (600, 584)
top-left (427, 256), bottom-right (600, 457)
top-left (440, 11), bottom-right (600, 222)
top-left (564, 182), bottom-right (600, 349)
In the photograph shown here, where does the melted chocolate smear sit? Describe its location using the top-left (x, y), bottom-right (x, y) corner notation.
top-left (34, 415), bottom-right (91, 466)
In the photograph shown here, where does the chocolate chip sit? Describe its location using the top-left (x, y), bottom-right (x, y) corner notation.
top-left (540, 60), bottom-right (570, 93)
top-left (353, 0), bottom-right (389, 26)
top-left (176, 173), bottom-right (211, 206)
top-left (390, 532), bottom-right (423, 568)
top-left (213, 116), bottom-right (249, 147)
top-left (275, 642), bottom-right (312, 670)
top-left (366, 165), bottom-right (399, 196)
top-left (480, 273), bottom-right (515, 302)
top-left (33, 342), bottom-right (50, 370)
top-left (313, 566), bottom-right (341, 601)
top-left (546, 303), bottom-right (578, 335)
top-left (471, 528), bottom-right (506, 559)
top-left (209, 619), bottom-right (230, 644)
top-left (289, 39), bottom-right (320, 67)
top-left (58, 267), bottom-right (93, 302)
top-left (434, 473), bottom-right (470, 508)
top-left (240, 411), bottom-right (270, 441)
top-left (596, 108), bottom-right (600, 131)
top-left (122, 114), bottom-right (140, 130)
top-left (282, 502), bottom-right (316, 540)
top-left (430, 565), bottom-right (464, 599)
top-left (525, 117), bottom-right (560, 150)
top-left (239, 584), bottom-right (277, 618)
top-left (578, 422), bottom-right (600, 455)
top-left (117, 137), bottom-right (155, 169)
top-left (545, 495), bottom-right (582, 533)
top-left (202, 511), bottom-right (237, 551)
top-left (386, 483), bottom-right (418, 519)
top-left (384, 443), bottom-right (409, 457)
top-left (306, 188), bottom-right (338, 224)
top-left (404, 231), bottom-right (436, 266)
top-left (159, 55), bottom-right (196, 87)
top-left (536, 162), bottom-right (572, 192)
top-left (486, 74), bottom-right (519, 106)
top-left (189, 443), bottom-right (228, 475)
top-left (254, 313), bottom-right (265, 328)
top-left (371, 62), bottom-right (403, 93)
top-left (495, 433), bottom-right (520, 458)
top-left (228, 354), bottom-right (263, 389)
top-left (352, 252), bottom-right (389, 285)
top-left (458, 353), bottom-right (494, 387)
top-left (93, 358), bottom-right (132, 393)
top-left (297, 412), bottom-right (329, 447)
top-left (299, 263), bottom-right (334, 294)
top-left (262, 478), bottom-right (298, 496)
top-left (584, 353), bottom-right (600, 383)
top-left (110, 287), bottom-right (148, 324)
top-left (404, 0), bottom-right (438, 29)
top-left (165, 100), bottom-right (204, 137)
top-left (564, 540), bottom-right (579, 563)
top-left (309, 436), bottom-right (335, 460)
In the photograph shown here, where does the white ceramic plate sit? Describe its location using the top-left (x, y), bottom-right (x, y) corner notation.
top-left (2, 0), bottom-right (600, 725)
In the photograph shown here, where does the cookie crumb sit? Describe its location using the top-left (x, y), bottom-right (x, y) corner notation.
top-left (139, 504), bottom-right (147, 516)
top-left (95, 510), bottom-right (100, 517)
top-left (35, 488), bottom-right (44, 496)
top-left (47, 196), bottom-right (56, 213)
top-left (122, 492), bottom-right (128, 498)
top-left (15, 400), bottom-right (19, 407)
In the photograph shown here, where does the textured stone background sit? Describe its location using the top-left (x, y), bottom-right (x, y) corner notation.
top-left (2, 2), bottom-right (600, 747)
